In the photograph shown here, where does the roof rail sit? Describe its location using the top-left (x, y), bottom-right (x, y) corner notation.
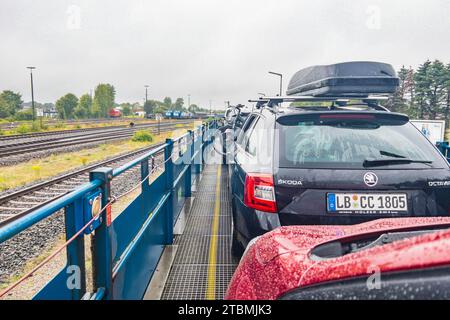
top-left (248, 95), bottom-right (390, 111)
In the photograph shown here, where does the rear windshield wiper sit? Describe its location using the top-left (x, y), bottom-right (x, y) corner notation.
top-left (363, 158), bottom-right (433, 167)
top-left (379, 150), bottom-right (406, 158)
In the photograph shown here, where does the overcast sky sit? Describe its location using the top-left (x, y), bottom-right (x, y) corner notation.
top-left (1, 0), bottom-right (449, 108)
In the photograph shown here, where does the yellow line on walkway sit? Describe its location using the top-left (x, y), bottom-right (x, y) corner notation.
top-left (206, 165), bottom-right (221, 300)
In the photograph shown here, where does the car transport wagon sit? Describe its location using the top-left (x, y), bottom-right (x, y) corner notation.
top-left (229, 61), bottom-right (450, 256)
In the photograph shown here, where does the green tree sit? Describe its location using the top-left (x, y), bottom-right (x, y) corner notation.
top-left (144, 100), bottom-right (157, 115)
top-left (414, 60), bottom-right (448, 119)
top-left (388, 66), bottom-right (414, 113)
top-left (92, 83), bottom-right (115, 117)
top-left (173, 97), bottom-right (184, 111)
top-left (427, 60), bottom-right (448, 119)
top-left (0, 90), bottom-right (23, 118)
top-left (74, 94), bottom-right (92, 119)
top-left (163, 97), bottom-right (172, 109)
top-left (441, 63), bottom-right (450, 123)
top-left (188, 104), bottom-right (199, 112)
top-left (154, 104), bottom-right (169, 114)
top-left (414, 60), bottom-right (432, 119)
top-left (132, 102), bottom-right (141, 112)
top-left (121, 103), bottom-right (132, 116)
top-left (56, 93), bottom-right (78, 119)
top-left (14, 109), bottom-right (33, 120)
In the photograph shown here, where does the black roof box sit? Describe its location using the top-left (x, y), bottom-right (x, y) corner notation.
top-left (286, 61), bottom-right (399, 97)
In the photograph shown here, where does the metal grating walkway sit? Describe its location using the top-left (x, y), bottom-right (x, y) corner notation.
top-left (161, 165), bottom-right (237, 300)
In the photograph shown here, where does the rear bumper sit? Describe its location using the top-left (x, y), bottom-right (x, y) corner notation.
top-left (279, 211), bottom-right (450, 226)
top-left (279, 212), bottom-right (406, 226)
top-left (233, 197), bottom-right (281, 246)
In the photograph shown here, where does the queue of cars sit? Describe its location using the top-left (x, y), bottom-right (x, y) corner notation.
top-left (222, 61), bottom-right (450, 300)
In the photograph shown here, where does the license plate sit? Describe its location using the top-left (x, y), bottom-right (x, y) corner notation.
top-left (327, 193), bottom-right (408, 214)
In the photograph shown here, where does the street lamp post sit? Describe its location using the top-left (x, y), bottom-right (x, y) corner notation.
top-left (144, 85), bottom-right (149, 103)
top-left (144, 85), bottom-right (150, 118)
top-left (27, 67), bottom-right (36, 121)
top-left (268, 71), bottom-right (283, 96)
top-left (188, 94), bottom-right (191, 111)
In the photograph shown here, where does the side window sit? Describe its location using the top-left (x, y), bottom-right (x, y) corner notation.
top-left (237, 115), bottom-right (256, 147)
top-left (246, 118), bottom-right (265, 156)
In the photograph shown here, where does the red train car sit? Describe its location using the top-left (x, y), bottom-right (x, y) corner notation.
top-left (109, 108), bottom-right (122, 118)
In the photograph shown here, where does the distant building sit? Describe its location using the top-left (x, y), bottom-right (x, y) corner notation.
top-left (134, 111), bottom-right (146, 117)
top-left (21, 102), bottom-right (57, 118)
top-left (36, 107), bottom-right (44, 117)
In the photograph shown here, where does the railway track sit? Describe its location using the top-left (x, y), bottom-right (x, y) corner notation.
top-left (0, 120), bottom-right (193, 158)
top-left (0, 142), bottom-right (167, 228)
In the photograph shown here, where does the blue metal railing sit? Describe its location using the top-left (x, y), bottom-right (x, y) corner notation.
top-left (436, 141), bottom-right (450, 162)
top-left (0, 121), bottom-right (217, 300)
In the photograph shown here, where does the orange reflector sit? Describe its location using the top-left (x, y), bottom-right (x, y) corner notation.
top-left (106, 204), bottom-right (112, 226)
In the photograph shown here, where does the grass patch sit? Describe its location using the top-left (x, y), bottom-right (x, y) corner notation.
top-left (132, 130), bottom-right (154, 142)
top-left (53, 121), bottom-right (66, 129)
top-left (4, 121), bottom-right (48, 135)
top-left (15, 124), bottom-right (30, 134)
top-left (0, 119), bottom-right (162, 136)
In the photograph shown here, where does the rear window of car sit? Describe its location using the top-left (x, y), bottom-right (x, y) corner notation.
top-left (276, 113), bottom-right (448, 169)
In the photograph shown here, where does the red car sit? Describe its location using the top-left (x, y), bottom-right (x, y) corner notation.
top-left (226, 217), bottom-right (450, 300)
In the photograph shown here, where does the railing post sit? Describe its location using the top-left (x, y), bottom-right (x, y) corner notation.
top-left (164, 139), bottom-right (174, 244)
top-left (194, 127), bottom-right (202, 174)
top-left (185, 130), bottom-right (193, 197)
top-left (140, 158), bottom-right (151, 213)
top-left (201, 124), bottom-right (206, 170)
top-left (90, 167), bottom-right (113, 300)
top-left (64, 198), bottom-right (86, 300)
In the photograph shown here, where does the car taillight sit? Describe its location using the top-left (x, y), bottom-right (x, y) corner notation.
top-left (244, 173), bottom-right (277, 213)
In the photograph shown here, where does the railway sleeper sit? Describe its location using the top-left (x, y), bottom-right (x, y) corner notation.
top-left (22, 195), bottom-right (54, 200)
top-left (34, 191), bottom-right (65, 196)
top-left (0, 213), bottom-right (16, 218)
top-left (9, 200), bottom-right (43, 206)
top-left (47, 187), bottom-right (74, 192)
top-left (0, 206), bottom-right (29, 211)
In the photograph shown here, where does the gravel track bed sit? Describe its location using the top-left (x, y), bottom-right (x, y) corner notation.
top-left (0, 153), bottom-right (164, 288)
top-left (0, 212), bottom-right (65, 284)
